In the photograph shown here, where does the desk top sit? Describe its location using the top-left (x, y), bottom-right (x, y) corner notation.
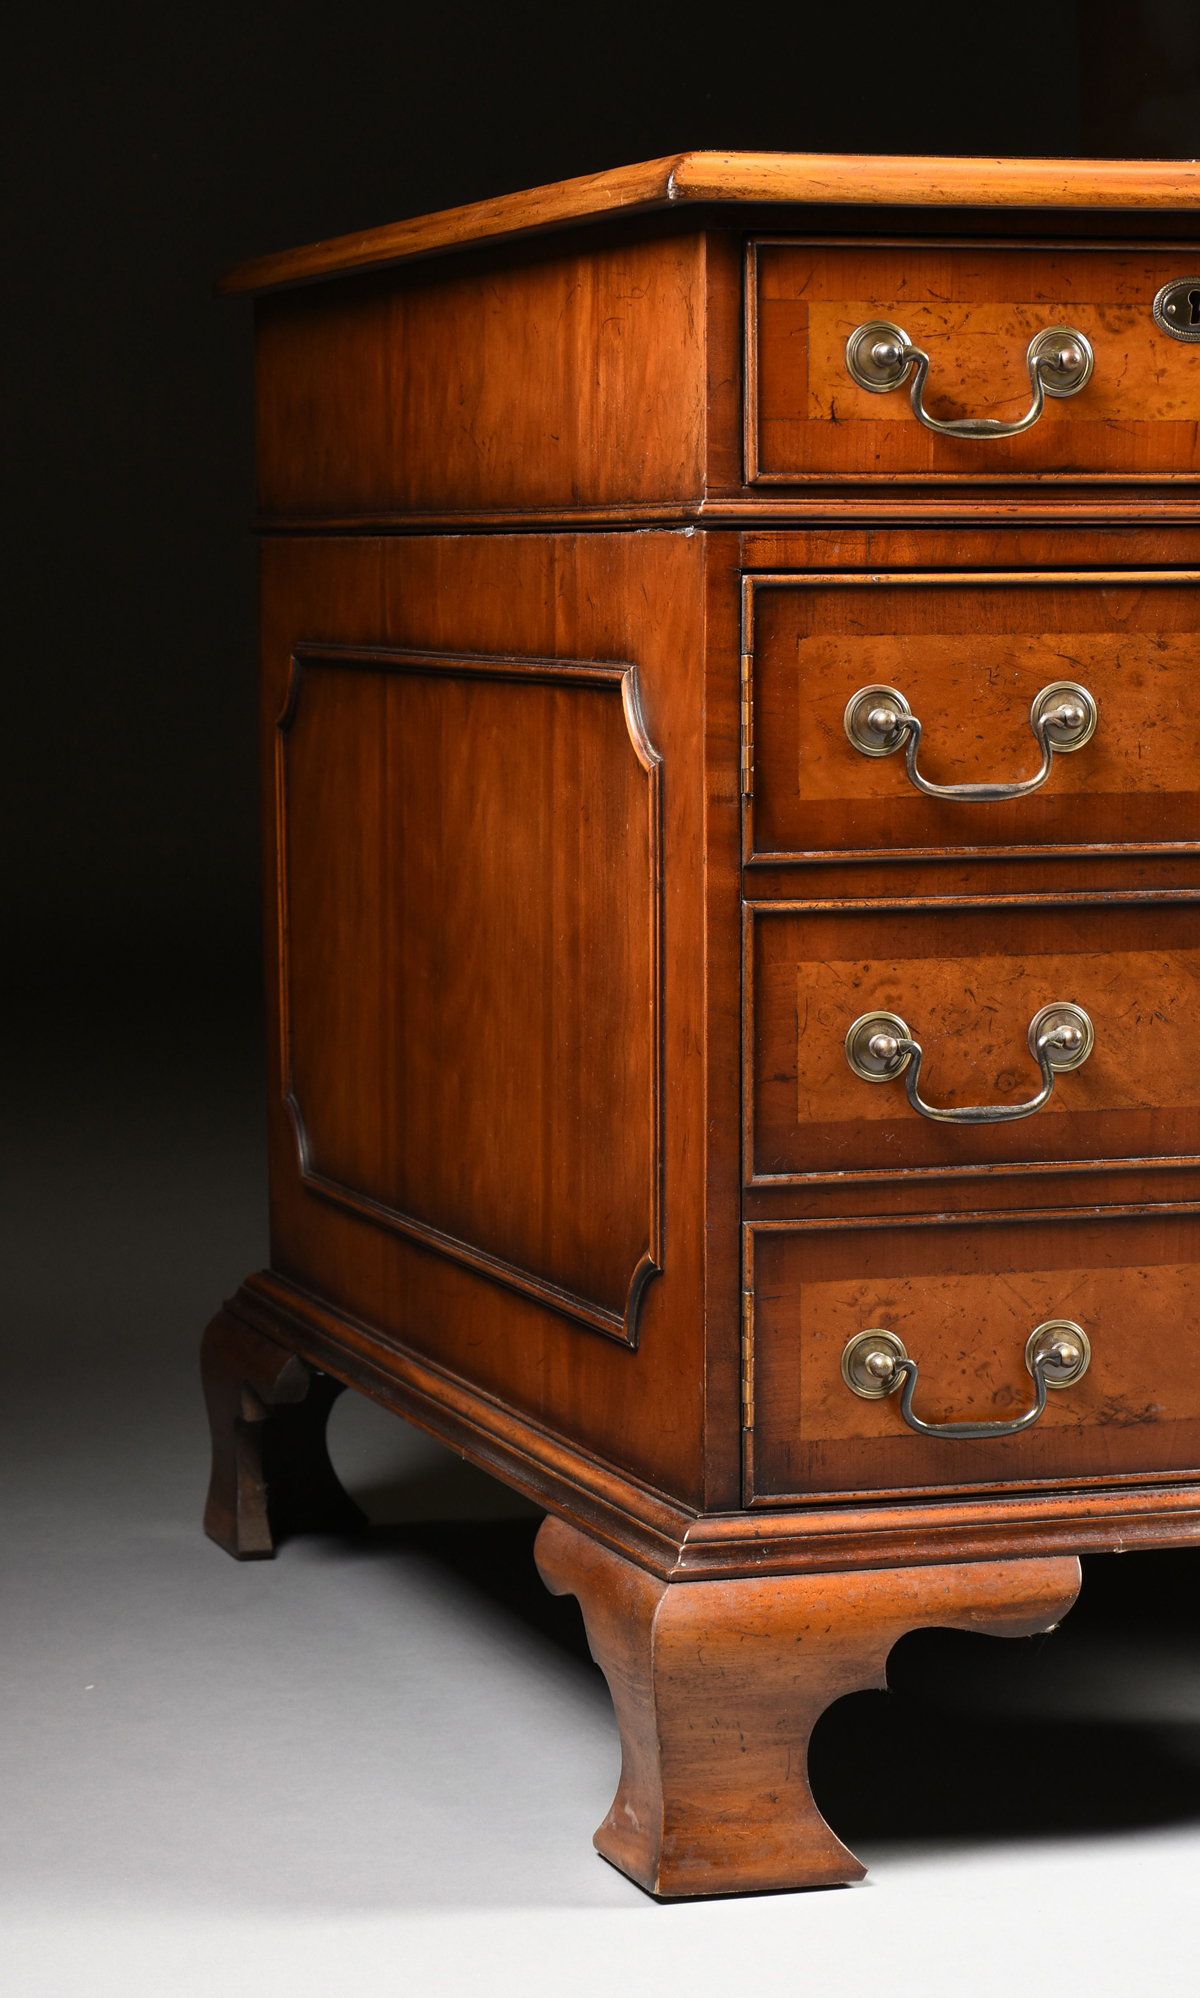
top-left (218, 151), bottom-right (1200, 297)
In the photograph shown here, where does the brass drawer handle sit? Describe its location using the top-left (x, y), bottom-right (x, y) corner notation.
top-left (844, 1002), bottom-right (1093, 1124)
top-left (844, 319), bottom-right (1095, 438)
top-left (843, 679), bottom-right (1098, 801)
top-left (840, 1320), bottom-right (1091, 1439)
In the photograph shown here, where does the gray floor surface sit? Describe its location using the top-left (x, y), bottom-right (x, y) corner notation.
top-left (6, 1010), bottom-right (1200, 1995)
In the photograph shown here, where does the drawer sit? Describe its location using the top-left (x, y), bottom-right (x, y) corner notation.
top-left (746, 898), bottom-right (1200, 1184)
top-left (747, 240), bottom-right (1200, 483)
top-left (743, 571), bottom-right (1200, 863)
top-left (745, 1211), bottom-right (1200, 1500)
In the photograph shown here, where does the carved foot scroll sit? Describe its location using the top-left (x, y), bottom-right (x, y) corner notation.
top-left (536, 1516), bottom-right (1080, 1898)
top-left (201, 1306), bottom-right (367, 1558)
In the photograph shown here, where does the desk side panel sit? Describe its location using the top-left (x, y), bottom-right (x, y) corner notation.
top-left (259, 531), bottom-right (714, 1505)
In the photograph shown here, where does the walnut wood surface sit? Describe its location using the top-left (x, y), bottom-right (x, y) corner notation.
top-left (258, 529), bottom-right (737, 1508)
top-left (277, 643), bottom-right (660, 1342)
top-left (746, 572), bottom-right (1200, 861)
top-left (537, 1514), bottom-right (1079, 1895)
top-left (741, 524), bottom-right (1200, 569)
top-left (225, 1274), bottom-right (1200, 1573)
top-left (252, 520), bottom-right (1200, 1517)
top-left (218, 153), bottom-right (1200, 296)
top-left (221, 174), bottom-right (1200, 1561)
top-left (254, 232), bottom-right (708, 518)
top-left (747, 1214), bottom-right (1200, 1500)
top-left (249, 220), bottom-right (1200, 529)
top-left (750, 241), bottom-right (1200, 483)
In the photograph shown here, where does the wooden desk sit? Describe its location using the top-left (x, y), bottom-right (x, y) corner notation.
top-left (205, 152), bottom-right (1200, 1896)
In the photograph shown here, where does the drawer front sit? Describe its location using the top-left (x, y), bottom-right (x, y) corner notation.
top-left (744, 572), bottom-right (1200, 863)
top-left (748, 240), bottom-right (1200, 483)
top-left (746, 1212), bottom-right (1200, 1499)
top-left (747, 899), bottom-right (1200, 1184)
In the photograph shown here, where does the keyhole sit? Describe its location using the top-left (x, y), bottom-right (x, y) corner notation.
top-left (1188, 289), bottom-right (1200, 324)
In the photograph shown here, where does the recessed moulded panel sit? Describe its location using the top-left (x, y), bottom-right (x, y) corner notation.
top-left (743, 573), bottom-right (1200, 863)
top-left (747, 239), bottom-right (1200, 483)
top-left (745, 1213), bottom-right (1200, 1502)
top-left (276, 645), bottom-right (662, 1344)
top-left (746, 897), bottom-right (1200, 1185)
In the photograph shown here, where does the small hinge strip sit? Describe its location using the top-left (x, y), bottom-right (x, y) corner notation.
top-left (741, 1287), bottom-right (755, 1429)
top-left (740, 652), bottom-right (754, 798)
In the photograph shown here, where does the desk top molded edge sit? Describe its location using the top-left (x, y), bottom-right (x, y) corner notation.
top-left (217, 150), bottom-right (1200, 296)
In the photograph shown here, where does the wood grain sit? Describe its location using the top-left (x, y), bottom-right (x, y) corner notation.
top-left (673, 153), bottom-right (1200, 212)
top-left (748, 1213), bottom-right (1200, 1498)
top-left (537, 1513), bottom-right (1079, 1895)
top-left (254, 233), bottom-right (708, 518)
top-left (749, 898), bottom-right (1200, 1182)
top-left (751, 241), bottom-right (1200, 483)
top-left (277, 643), bottom-right (661, 1342)
top-left (218, 152), bottom-right (1200, 295)
top-left (226, 1272), bottom-right (1200, 1574)
top-left (258, 530), bottom-right (720, 1507)
top-left (746, 572), bottom-right (1200, 861)
top-left (739, 523), bottom-right (1200, 570)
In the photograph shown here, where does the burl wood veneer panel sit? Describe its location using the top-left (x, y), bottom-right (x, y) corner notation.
top-left (278, 646), bottom-right (660, 1341)
top-left (254, 229), bottom-right (708, 519)
top-left (748, 1212), bottom-right (1200, 1498)
top-left (259, 530), bottom-right (729, 1507)
top-left (748, 899), bottom-right (1200, 1184)
top-left (746, 573), bottom-right (1200, 861)
top-left (750, 241), bottom-right (1200, 482)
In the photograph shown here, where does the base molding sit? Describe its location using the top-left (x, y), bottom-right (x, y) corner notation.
top-left (224, 1270), bottom-right (1200, 1578)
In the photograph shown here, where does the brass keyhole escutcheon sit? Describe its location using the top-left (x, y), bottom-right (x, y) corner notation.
top-left (1153, 278), bottom-right (1200, 342)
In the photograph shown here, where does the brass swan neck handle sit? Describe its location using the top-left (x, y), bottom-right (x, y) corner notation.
top-left (841, 1321), bottom-right (1091, 1440)
top-left (844, 1002), bottom-right (1094, 1125)
top-left (844, 319), bottom-right (1095, 438)
top-left (843, 679), bottom-right (1098, 802)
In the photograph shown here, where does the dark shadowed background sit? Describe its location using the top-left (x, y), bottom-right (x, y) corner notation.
top-left (6, 10), bottom-right (1200, 1991)
top-left (5, 0), bottom-right (1200, 1021)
